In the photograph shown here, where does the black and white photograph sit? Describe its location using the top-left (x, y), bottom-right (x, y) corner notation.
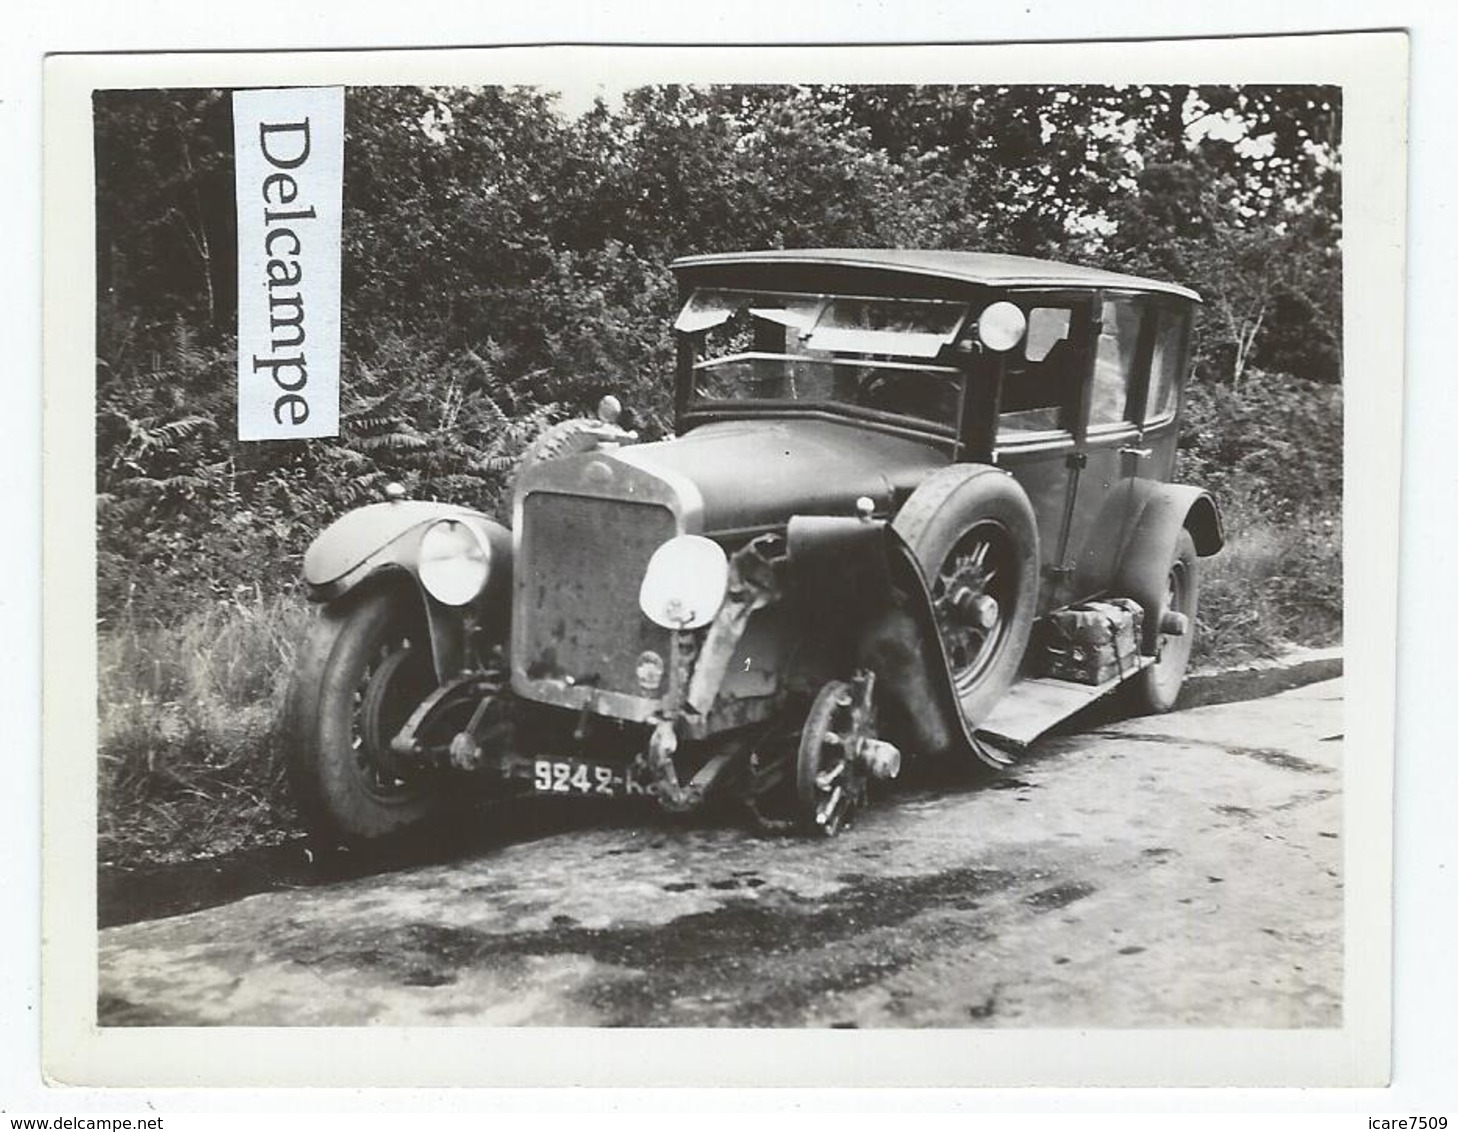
top-left (39, 36), bottom-right (1405, 1087)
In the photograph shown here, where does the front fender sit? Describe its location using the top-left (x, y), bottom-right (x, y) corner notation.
top-left (784, 515), bottom-right (991, 765)
top-left (784, 515), bottom-right (896, 646)
top-left (302, 499), bottom-right (513, 679)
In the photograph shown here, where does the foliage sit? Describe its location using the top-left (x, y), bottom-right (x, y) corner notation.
top-left (1177, 365), bottom-right (1343, 521)
top-left (95, 84), bottom-right (1342, 620)
top-left (95, 89), bottom-right (236, 330)
top-left (96, 318), bottom-right (561, 620)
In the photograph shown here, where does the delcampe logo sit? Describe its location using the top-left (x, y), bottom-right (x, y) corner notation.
top-left (232, 87), bottom-right (344, 440)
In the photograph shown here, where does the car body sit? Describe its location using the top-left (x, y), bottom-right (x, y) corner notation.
top-left (285, 248), bottom-right (1222, 844)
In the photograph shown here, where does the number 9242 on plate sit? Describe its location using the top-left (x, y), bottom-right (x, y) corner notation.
top-left (532, 757), bottom-right (644, 797)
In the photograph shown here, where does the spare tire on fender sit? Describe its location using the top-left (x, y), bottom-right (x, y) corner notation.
top-left (891, 464), bottom-right (1040, 736)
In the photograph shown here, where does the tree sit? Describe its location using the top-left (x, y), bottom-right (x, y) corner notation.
top-left (95, 89), bottom-right (235, 333)
top-left (1102, 86), bottom-right (1341, 387)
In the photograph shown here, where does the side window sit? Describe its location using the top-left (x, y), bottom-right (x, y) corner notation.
top-left (1145, 307), bottom-right (1189, 422)
top-left (1089, 297), bottom-right (1144, 427)
top-left (999, 304), bottom-right (1078, 434)
top-left (1025, 307), bottom-right (1072, 362)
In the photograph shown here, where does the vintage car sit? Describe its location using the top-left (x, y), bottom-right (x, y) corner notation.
top-left (285, 248), bottom-right (1223, 846)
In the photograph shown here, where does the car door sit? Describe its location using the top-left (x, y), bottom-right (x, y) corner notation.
top-left (1060, 291), bottom-right (1157, 601)
top-left (993, 294), bottom-right (1092, 615)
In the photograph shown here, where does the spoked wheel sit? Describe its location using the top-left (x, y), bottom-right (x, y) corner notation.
top-left (286, 589), bottom-right (451, 845)
top-left (797, 678), bottom-right (873, 837)
top-left (930, 520), bottom-right (1019, 695)
top-left (893, 466), bottom-right (1039, 749)
top-left (1127, 529), bottom-right (1199, 714)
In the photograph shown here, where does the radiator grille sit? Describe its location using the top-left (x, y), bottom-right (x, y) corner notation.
top-left (515, 492), bottom-right (677, 702)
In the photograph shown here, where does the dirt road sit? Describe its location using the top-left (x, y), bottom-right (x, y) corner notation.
top-left (98, 679), bottom-right (1343, 1028)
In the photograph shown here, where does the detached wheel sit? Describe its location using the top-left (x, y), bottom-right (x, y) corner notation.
top-left (285, 588), bottom-right (449, 846)
top-left (797, 680), bottom-right (867, 837)
top-left (894, 467), bottom-right (1040, 732)
top-left (1127, 529), bottom-right (1199, 714)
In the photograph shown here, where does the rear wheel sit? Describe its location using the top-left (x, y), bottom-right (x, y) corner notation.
top-left (285, 589), bottom-right (450, 846)
top-left (1126, 529), bottom-right (1199, 713)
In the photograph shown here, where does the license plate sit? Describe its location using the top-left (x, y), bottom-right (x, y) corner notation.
top-left (531, 757), bottom-right (645, 798)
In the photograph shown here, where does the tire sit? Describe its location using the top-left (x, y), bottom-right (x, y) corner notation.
top-left (1126, 528), bottom-right (1199, 714)
top-left (285, 588), bottom-right (450, 846)
top-left (893, 466), bottom-right (1040, 731)
top-left (517, 418), bottom-right (603, 476)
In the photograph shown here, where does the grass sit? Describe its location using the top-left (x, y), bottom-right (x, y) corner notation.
top-left (96, 516), bottom-right (1342, 867)
top-left (98, 593), bottom-right (312, 867)
top-left (1191, 505), bottom-right (1342, 668)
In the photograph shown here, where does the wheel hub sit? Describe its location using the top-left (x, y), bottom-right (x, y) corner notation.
top-left (952, 587), bottom-right (1001, 630)
top-left (797, 671), bottom-right (897, 837)
top-left (355, 640), bottom-right (432, 796)
top-left (933, 525), bottom-right (1011, 685)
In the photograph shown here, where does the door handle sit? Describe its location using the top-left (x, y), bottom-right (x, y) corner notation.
top-left (1119, 445), bottom-right (1152, 458)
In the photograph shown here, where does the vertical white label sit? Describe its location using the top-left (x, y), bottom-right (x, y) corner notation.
top-left (233, 87), bottom-right (344, 440)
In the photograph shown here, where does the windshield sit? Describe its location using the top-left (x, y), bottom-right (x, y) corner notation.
top-left (677, 288), bottom-right (971, 429)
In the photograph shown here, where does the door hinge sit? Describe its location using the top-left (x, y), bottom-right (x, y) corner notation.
top-left (1066, 451), bottom-right (1088, 469)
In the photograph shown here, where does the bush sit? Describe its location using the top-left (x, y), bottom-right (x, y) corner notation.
top-left (1174, 365), bottom-right (1342, 666)
top-left (1177, 365), bottom-right (1343, 522)
top-left (95, 322), bottom-right (562, 624)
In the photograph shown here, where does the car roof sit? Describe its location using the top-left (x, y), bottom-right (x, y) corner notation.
top-left (670, 247), bottom-right (1201, 303)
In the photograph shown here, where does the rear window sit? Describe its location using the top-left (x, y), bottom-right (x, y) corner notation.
top-left (1088, 297), bottom-right (1144, 428)
top-left (1145, 307), bottom-right (1189, 421)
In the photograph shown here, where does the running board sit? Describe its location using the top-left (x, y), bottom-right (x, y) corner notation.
top-left (976, 658), bottom-right (1154, 750)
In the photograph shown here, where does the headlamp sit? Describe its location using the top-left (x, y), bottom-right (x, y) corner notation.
top-left (418, 519), bottom-right (491, 606)
top-left (977, 301), bottom-right (1029, 352)
top-left (638, 535), bottom-right (729, 630)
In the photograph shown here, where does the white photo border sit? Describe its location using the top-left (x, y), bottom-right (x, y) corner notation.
top-left (43, 34), bottom-right (1407, 1088)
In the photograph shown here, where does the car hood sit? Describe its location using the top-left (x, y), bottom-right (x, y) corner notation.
top-left (610, 416), bottom-right (950, 533)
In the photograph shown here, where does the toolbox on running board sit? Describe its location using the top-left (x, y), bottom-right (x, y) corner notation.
top-left (1037, 598), bottom-right (1144, 685)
